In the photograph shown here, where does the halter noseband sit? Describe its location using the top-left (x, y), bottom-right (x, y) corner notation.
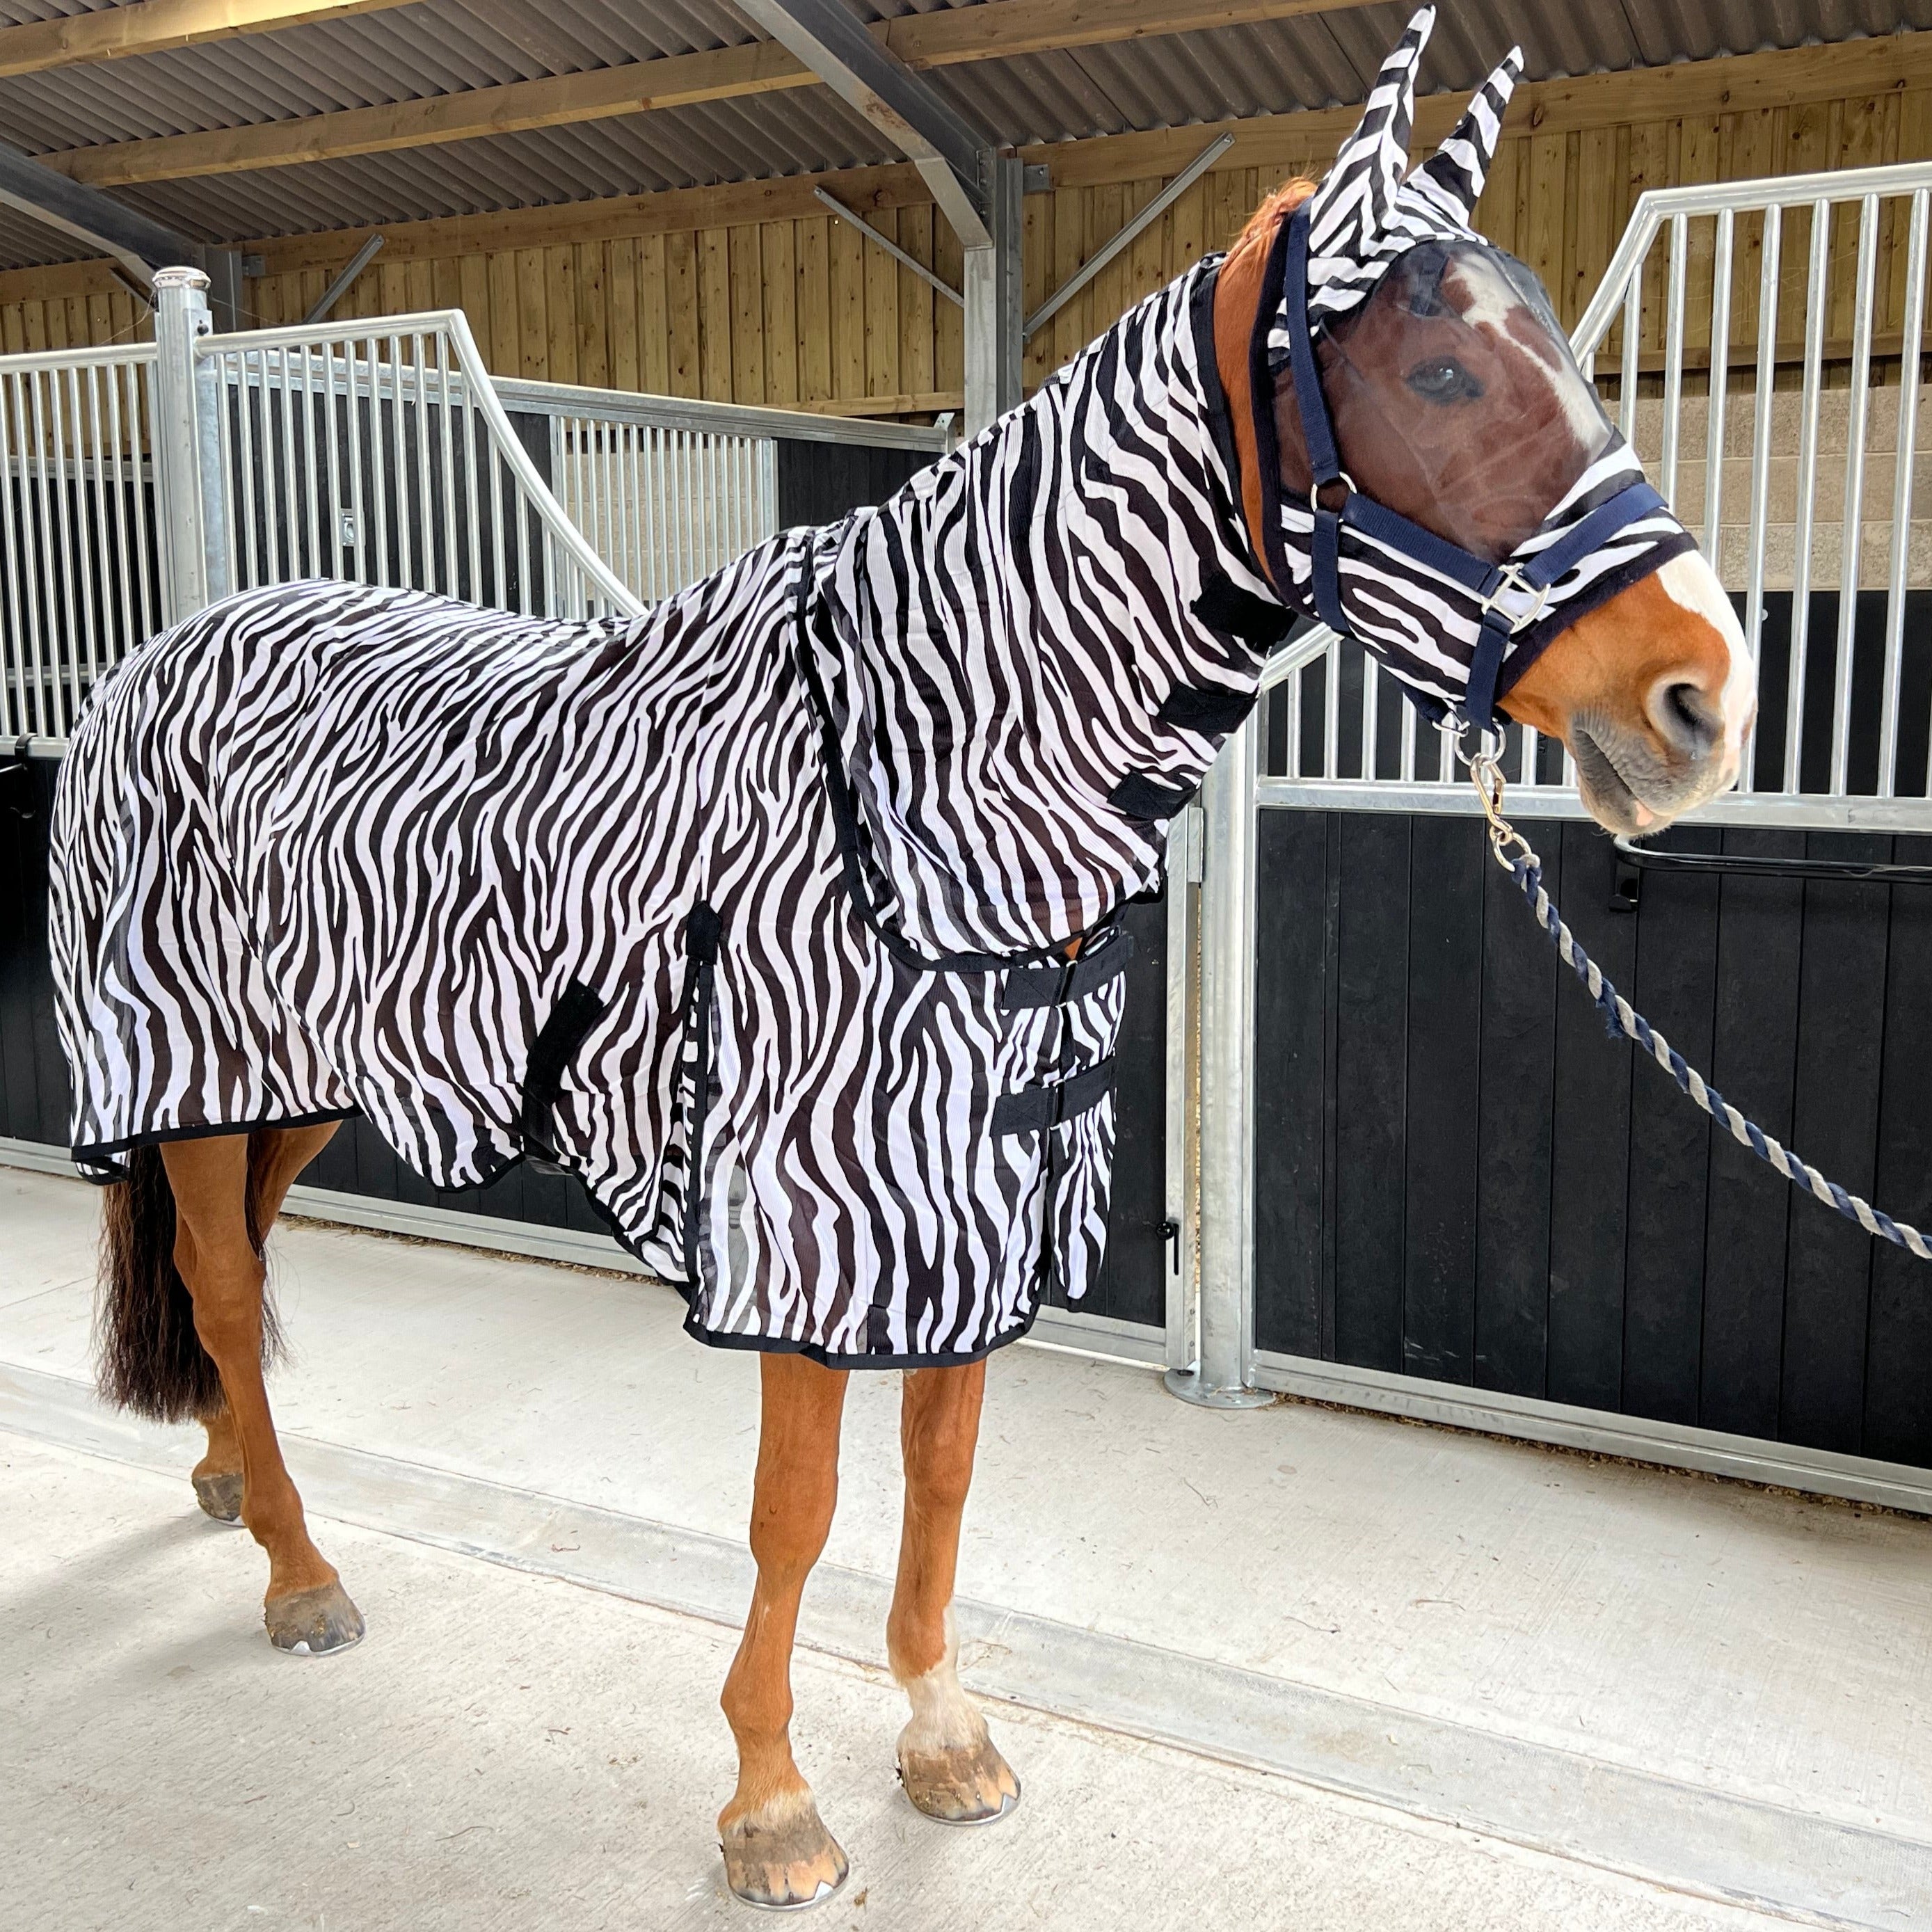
top-left (1260, 207), bottom-right (1668, 735)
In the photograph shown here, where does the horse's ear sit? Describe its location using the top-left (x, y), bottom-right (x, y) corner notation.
top-left (1411, 47), bottom-right (1524, 223)
top-left (1304, 6), bottom-right (1433, 263)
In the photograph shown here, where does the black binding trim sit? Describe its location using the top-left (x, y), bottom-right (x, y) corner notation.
top-left (1001, 929), bottom-right (1135, 1011)
top-left (991, 1055), bottom-right (1118, 1135)
top-left (520, 979), bottom-right (609, 1173)
top-left (1109, 772), bottom-right (1197, 822)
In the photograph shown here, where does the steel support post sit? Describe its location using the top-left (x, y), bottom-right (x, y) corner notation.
top-left (1165, 714), bottom-right (1271, 1409)
top-left (963, 152), bottom-right (1023, 438)
top-left (151, 266), bottom-right (228, 623)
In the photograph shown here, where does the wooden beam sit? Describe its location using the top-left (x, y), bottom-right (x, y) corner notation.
top-left (46, 0), bottom-right (1391, 189)
top-left (54, 41), bottom-right (816, 189)
top-left (0, 0), bottom-right (415, 81)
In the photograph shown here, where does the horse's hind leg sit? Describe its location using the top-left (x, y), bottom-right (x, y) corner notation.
top-left (718, 1352), bottom-right (851, 1909)
top-left (888, 1361), bottom-right (1019, 1823)
top-left (163, 1125), bottom-right (363, 1654)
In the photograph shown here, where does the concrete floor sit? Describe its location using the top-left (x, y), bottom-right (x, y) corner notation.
top-left (4, 1164), bottom-right (1931, 1929)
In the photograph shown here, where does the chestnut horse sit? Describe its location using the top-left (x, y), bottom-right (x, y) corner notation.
top-left (94, 173), bottom-right (1751, 1908)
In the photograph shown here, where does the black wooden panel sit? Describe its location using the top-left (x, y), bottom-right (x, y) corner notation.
top-left (1252, 803), bottom-right (1932, 1471)
top-left (1253, 808), bottom-right (1329, 1357)
top-left (1332, 813), bottom-right (1410, 1371)
top-left (1401, 815), bottom-right (1483, 1384)
top-left (1621, 822), bottom-right (1721, 1428)
top-left (0, 761), bottom-right (65, 1147)
top-left (1780, 835), bottom-right (1891, 1454)
top-left (1698, 827), bottom-right (1804, 1441)
top-left (1865, 832), bottom-right (1932, 1467)
top-left (1081, 894), bottom-right (1169, 1327)
top-left (775, 441), bottom-right (931, 529)
top-left (1473, 815), bottom-right (1561, 1398)
top-left (1545, 820), bottom-right (1636, 1414)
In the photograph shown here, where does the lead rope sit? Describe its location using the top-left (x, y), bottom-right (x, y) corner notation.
top-left (1466, 747), bottom-right (1932, 1264)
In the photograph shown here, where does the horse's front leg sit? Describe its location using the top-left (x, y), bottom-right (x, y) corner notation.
top-left (889, 1360), bottom-right (1020, 1823)
top-left (719, 1352), bottom-right (851, 1908)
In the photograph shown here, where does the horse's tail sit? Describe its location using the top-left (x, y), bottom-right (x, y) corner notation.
top-left (97, 1136), bottom-right (280, 1423)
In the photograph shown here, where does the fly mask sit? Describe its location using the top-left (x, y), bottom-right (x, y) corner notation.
top-left (1252, 8), bottom-right (1698, 735)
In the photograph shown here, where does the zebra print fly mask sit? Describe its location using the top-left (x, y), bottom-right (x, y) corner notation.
top-left (1254, 8), bottom-right (1697, 733)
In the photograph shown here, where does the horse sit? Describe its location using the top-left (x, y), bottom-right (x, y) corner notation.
top-left (52, 16), bottom-right (1753, 1909)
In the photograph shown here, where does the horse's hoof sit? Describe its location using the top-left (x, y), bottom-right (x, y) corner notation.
top-left (192, 1469), bottom-right (245, 1524)
top-left (265, 1579), bottom-right (365, 1656)
top-left (719, 1791), bottom-right (849, 1911)
top-left (897, 1735), bottom-right (1021, 1826)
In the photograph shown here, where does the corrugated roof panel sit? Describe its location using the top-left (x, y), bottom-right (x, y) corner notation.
top-left (0, 201), bottom-right (93, 271)
top-left (1, 1), bottom-right (1928, 259)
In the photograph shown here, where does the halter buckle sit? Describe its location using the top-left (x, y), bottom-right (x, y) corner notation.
top-left (1480, 562), bottom-right (1552, 632)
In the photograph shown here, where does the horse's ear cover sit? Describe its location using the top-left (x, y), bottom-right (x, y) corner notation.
top-left (1272, 8), bottom-right (1524, 347)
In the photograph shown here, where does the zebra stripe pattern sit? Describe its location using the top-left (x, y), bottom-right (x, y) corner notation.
top-left (51, 257), bottom-right (1282, 1369)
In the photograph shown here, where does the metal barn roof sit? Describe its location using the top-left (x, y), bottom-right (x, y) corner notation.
top-left (0, 0), bottom-right (1926, 264)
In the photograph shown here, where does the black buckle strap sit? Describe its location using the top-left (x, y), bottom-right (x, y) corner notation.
top-left (991, 1055), bottom-right (1118, 1136)
top-left (520, 979), bottom-right (608, 1174)
top-left (1001, 930), bottom-right (1135, 1012)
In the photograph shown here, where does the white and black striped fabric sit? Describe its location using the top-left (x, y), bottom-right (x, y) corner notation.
top-left (51, 257), bottom-right (1286, 1368)
top-left (1258, 6), bottom-right (1696, 723)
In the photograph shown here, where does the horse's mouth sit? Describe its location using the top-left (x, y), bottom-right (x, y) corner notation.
top-left (1570, 726), bottom-right (1661, 836)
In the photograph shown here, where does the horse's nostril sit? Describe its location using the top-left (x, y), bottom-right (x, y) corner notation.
top-left (1650, 678), bottom-right (1722, 758)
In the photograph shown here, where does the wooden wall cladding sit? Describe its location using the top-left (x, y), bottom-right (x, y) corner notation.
top-left (6, 45), bottom-right (1926, 415)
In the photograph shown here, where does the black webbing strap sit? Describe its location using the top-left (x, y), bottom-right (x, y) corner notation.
top-left (678, 902), bottom-right (722, 1286)
top-left (991, 1055), bottom-right (1118, 1136)
top-left (1001, 929), bottom-right (1135, 1011)
top-left (520, 979), bottom-right (608, 1173)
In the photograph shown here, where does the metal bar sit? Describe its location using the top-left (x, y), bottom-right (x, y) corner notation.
top-left (1167, 713), bottom-right (1268, 1410)
top-left (731, 0), bottom-right (990, 246)
top-left (1025, 133), bottom-right (1234, 340)
top-left (1742, 201), bottom-right (1782, 792)
top-left (1660, 214), bottom-right (1688, 506)
top-left (303, 232), bottom-right (384, 328)
top-left (1163, 800), bottom-right (1202, 1376)
top-left (0, 374), bottom-right (27, 739)
top-left (1703, 208), bottom-right (1734, 564)
top-left (50, 364), bottom-right (83, 732)
top-left (814, 186), bottom-right (961, 308)
top-left (1883, 191), bottom-right (1928, 799)
top-left (1618, 263), bottom-right (1642, 446)
top-left (1254, 776), bottom-right (1932, 831)
top-left (24, 369), bottom-right (53, 734)
top-left (150, 267), bottom-right (211, 620)
top-left (1828, 195), bottom-right (1880, 799)
top-left (1784, 201), bottom-right (1832, 794)
top-left (0, 135), bottom-right (193, 292)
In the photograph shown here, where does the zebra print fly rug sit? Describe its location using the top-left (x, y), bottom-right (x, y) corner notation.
top-left (50, 258), bottom-right (1286, 1368)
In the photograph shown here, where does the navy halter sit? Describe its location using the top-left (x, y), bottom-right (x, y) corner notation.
top-left (1260, 207), bottom-right (1669, 736)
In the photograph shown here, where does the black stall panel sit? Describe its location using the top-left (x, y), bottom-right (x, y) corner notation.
top-left (1253, 806), bottom-right (1932, 1467)
top-left (776, 438), bottom-right (933, 529)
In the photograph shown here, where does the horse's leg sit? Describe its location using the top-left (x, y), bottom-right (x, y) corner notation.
top-left (888, 1360), bottom-right (1019, 1822)
top-left (163, 1125), bottom-right (363, 1654)
top-left (718, 1352), bottom-right (851, 1908)
top-left (188, 1124), bottom-right (337, 1526)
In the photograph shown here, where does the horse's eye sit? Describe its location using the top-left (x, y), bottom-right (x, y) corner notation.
top-left (1405, 358), bottom-right (1480, 403)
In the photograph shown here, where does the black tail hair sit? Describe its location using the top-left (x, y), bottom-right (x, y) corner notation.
top-left (96, 1134), bottom-right (282, 1423)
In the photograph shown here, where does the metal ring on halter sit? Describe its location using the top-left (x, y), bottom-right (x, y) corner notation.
top-left (1479, 561), bottom-right (1554, 632)
top-left (1309, 470), bottom-right (1357, 513)
top-left (1442, 713), bottom-right (1508, 767)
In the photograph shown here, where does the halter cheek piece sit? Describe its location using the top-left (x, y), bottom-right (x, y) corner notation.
top-left (1260, 207), bottom-right (1668, 736)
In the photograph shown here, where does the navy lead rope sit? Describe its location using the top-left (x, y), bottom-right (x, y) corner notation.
top-left (1469, 751), bottom-right (1932, 1264)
